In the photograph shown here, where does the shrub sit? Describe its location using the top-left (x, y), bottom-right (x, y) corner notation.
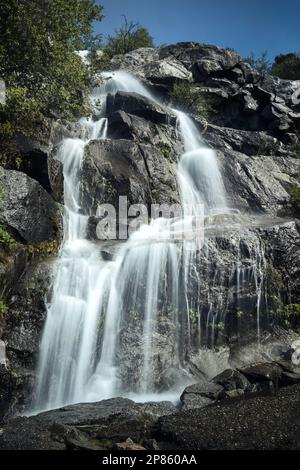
top-left (243, 51), bottom-right (271, 75)
top-left (270, 53), bottom-right (300, 80)
top-left (105, 16), bottom-right (154, 57)
top-left (270, 303), bottom-right (300, 332)
top-left (89, 48), bottom-right (111, 72)
top-left (170, 81), bottom-right (215, 119)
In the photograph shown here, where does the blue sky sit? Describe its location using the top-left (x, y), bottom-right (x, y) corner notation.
top-left (95, 0), bottom-right (300, 61)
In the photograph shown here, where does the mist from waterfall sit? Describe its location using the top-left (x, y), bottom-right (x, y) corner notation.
top-left (33, 70), bottom-right (265, 412)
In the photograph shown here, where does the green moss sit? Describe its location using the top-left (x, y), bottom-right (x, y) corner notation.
top-left (27, 239), bottom-right (59, 259)
top-left (0, 225), bottom-right (16, 252)
top-left (128, 308), bottom-right (139, 322)
top-left (0, 300), bottom-right (8, 318)
top-left (0, 182), bottom-right (5, 203)
top-left (255, 142), bottom-right (280, 157)
top-left (158, 142), bottom-right (172, 162)
top-left (208, 321), bottom-right (225, 331)
top-left (270, 303), bottom-right (300, 332)
top-left (288, 175), bottom-right (300, 216)
top-left (188, 308), bottom-right (199, 324)
top-left (289, 131), bottom-right (300, 157)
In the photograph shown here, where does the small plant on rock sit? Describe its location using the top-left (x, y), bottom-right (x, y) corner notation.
top-left (0, 225), bottom-right (16, 253)
top-left (288, 175), bottom-right (300, 216)
top-left (170, 81), bottom-right (215, 120)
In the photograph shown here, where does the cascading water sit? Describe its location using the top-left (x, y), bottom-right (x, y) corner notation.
top-left (33, 70), bottom-right (267, 412)
top-left (175, 110), bottom-right (228, 215)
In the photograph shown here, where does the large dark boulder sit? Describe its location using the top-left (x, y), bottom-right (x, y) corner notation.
top-left (81, 138), bottom-right (179, 218)
top-left (4, 260), bottom-right (54, 356)
top-left (159, 42), bottom-right (241, 71)
top-left (106, 91), bottom-right (176, 125)
top-left (110, 47), bottom-right (191, 86)
top-left (238, 363), bottom-right (283, 389)
top-left (0, 397), bottom-right (177, 450)
top-left (0, 259), bottom-right (54, 421)
top-left (180, 382), bottom-right (223, 410)
top-left (211, 368), bottom-right (252, 393)
top-left (204, 123), bottom-right (289, 156)
top-left (0, 167), bottom-right (60, 244)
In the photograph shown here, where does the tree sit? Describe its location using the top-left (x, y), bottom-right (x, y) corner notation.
top-left (270, 53), bottom-right (300, 80)
top-left (0, 0), bottom-right (103, 155)
top-left (243, 51), bottom-right (271, 76)
top-left (106, 15), bottom-right (154, 57)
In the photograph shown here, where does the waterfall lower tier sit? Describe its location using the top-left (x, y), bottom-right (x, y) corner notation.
top-left (33, 70), bottom-right (269, 413)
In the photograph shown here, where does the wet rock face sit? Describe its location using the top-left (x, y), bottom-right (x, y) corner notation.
top-left (0, 162), bottom-right (60, 422)
top-left (0, 259), bottom-right (54, 421)
top-left (221, 151), bottom-right (300, 215)
top-left (4, 260), bottom-right (54, 356)
top-left (81, 137), bottom-right (180, 222)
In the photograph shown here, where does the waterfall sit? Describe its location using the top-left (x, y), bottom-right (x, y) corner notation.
top-left (33, 70), bottom-right (266, 412)
top-left (175, 110), bottom-right (228, 215)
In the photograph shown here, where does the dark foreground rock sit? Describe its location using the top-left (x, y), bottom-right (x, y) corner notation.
top-left (180, 382), bottom-right (223, 410)
top-left (156, 384), bottom-right (300, 450)
top-left (0, 397), bottom-right (177, 450)
top-left (1, 386), bottom-right (300, 450)
top-left (0, 167), bottom-right (60, 244)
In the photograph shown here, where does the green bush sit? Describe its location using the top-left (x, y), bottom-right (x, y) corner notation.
top-left (0, 0), bottom-right (103, 157)
top-left (105, 16), bottom-right (154, 57)
top-left (270, 53), bottom-right (300, 80)
top-left (243, 51), bottom-right (271, 75)
top-left (170, 81), bottom-right (215, 119)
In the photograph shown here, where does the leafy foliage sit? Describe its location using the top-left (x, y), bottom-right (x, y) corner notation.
top-left (244, 50), bottom-right (300, 80)
top-left (270, 53), bottom-right (300, 80)
top-left (289, 176), bottom-right (300, 217)
top-left (243, 51), bottom-right (271, 75)
top-left (105, 16), bottom-right (154, 57)
top-left (271, 303), bottom-right (300, 332)
top-left (0, 0), bottom-right (103, 157)
top-left (170, 81), bottom-right (215, 119)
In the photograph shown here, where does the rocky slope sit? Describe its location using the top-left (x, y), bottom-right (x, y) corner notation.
top-left (0, 41), bottom-right (300, 440)
top-left (1, 357), bottom-right (300, 450)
